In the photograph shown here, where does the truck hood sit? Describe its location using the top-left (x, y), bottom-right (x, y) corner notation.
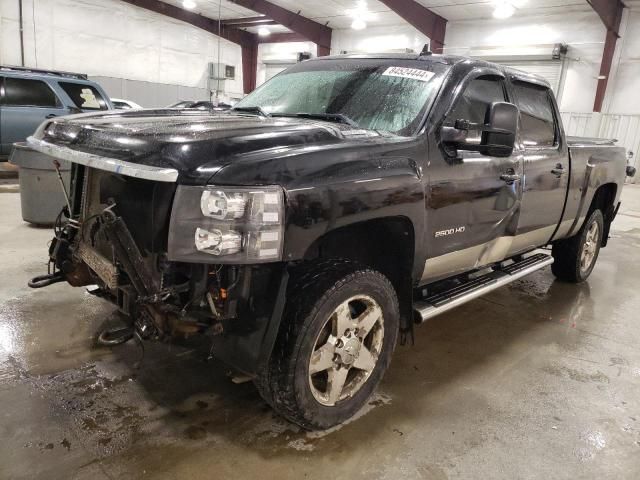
top-left (30, 109), bottom-right (388, 184)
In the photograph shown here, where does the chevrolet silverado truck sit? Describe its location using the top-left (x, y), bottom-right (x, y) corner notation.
top-left (25, 54), bottom-right (635, 430)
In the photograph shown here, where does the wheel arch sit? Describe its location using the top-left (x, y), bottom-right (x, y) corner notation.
top-left (587, 182), bottom-right (618, 247)
top-left (302, 216), bottom-right (416, 333)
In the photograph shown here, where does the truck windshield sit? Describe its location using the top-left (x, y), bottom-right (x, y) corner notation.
top-left (234, 59), bottom-right (448, 136)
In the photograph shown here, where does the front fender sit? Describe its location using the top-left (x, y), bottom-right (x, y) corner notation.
top-left (282, 157), bottom-right (425, 279)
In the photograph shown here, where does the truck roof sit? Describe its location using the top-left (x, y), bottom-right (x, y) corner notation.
top-left (308, 53), bottom-right (551, 88)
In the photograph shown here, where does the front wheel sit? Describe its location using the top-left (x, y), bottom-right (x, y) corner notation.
top-left (256, 261), bottom-right (399, 430)
top-left (552, 209), bottom-right (604, 283)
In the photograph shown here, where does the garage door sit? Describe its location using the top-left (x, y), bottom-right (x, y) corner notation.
top-left (494, 60), bottom-right (564, 93)
top-left (265, 64), bottom-right (294, 82)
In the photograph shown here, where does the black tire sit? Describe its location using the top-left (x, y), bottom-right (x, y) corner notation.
top-left (256, 259), bottom-right (399, 430)
top-left (551, 209), bottom-right (604, 283)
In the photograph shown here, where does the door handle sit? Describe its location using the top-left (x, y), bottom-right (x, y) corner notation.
top-left (551, 163), bottom-right (566, 177)
top-left (45, 114), bottom-right (58, 119)
top-left (500, 171), bottom-right (521, 183)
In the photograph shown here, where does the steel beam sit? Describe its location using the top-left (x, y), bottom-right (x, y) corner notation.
top-left (222, 16), bottom-right (273, 25)
top-left (222, 16), bottom-right (278, 28)
top-left (228, 0), bottom-right (332, 55)
top-left (588, 0), bottom-right (624, 35)
top-left (588, 0), bottom-right (624, 112)
top-left (257, 32), bottom-right (307, 43)
top-left (223, 20), bottom-right (278, 28)
top-left (120, 0), bottom-right (256, 46)
top-left (378, 0), bottom-right (447, 53)
top-left (242, 43), bottom-right (258, 94)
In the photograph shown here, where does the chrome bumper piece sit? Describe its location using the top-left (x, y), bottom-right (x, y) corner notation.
top-left (26, 136), bottom-right (179, 183)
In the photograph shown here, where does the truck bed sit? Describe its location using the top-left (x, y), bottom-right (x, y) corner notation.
top-left (567, 136), bottom-right (617, 147)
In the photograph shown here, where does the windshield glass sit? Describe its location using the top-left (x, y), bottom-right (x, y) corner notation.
top-left (234, 59), bottom-right (449, 136)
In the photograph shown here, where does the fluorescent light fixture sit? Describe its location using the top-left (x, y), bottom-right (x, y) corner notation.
top-left (258, 26), bottom-right (271, 37)
top-left (347, 1), bottom-right (376, 28)
top-left (493, 1), bottom-right (515, 19)
top-left (182, 0), bottom-right (196, 9)
top-left (351, 18), bottom-right (366, 30)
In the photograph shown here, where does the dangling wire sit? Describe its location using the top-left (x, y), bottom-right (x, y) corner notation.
top-left (133, 331), bottom-right (145, 369)
top-left (216, 0), bottom-right (221, 106)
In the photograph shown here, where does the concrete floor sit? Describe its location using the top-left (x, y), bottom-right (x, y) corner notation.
top-left (1, 184), bottom-right (640, 480)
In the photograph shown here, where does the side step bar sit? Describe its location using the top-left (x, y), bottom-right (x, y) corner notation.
top-left (414, 253), bottom-right (554, 323)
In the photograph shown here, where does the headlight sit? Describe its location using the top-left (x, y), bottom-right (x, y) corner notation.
top-left (200, 191), bottom-right (246, 220)
top-left (167, 185), bottom-right (285, 263)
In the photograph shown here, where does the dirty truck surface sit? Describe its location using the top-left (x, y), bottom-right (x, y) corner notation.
top-left (1, 187), bottom-right (640, 479)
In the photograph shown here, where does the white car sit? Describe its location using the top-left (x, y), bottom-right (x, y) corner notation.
top-left (110, 98), bottom-right (142, 110)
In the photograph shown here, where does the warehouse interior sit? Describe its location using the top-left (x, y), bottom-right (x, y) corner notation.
top-left (1, 0), bottom-right (640, 479)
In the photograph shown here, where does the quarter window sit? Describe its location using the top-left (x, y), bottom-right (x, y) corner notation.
top-left (513, 82), bottom-right (557, 147)
top-left (2, 77), bottom-right (60, 107)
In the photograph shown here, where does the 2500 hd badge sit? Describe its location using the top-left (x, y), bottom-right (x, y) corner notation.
top-left (435, 226), bottom-right (466, 237)
top-left (22, 53), bottom-right (635, 430)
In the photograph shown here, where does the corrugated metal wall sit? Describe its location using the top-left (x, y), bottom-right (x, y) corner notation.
top-left (90, 76), bottom-right (209, 108)
top-left (561, 112), bottom-right (640, 183)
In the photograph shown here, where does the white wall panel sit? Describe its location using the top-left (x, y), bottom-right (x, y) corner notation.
top-left (0, 0), bottom-right (244, 102)
top-left (560, 111), bottom-right (639, 183)
top-left (256, 41), bottom-right (316, 86)
top-left (604, 9), bottom-right (640, 115)
top-left (331, 24), bottom-right (430, 55)
top-left (90, 76), bottom-right (208, 108)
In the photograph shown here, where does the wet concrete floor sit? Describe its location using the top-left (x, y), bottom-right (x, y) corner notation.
top-left (1, 186), bottom-right (640, 479)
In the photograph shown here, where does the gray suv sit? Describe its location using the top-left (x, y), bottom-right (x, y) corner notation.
top-left (0, 66), bottom-right (113, 160)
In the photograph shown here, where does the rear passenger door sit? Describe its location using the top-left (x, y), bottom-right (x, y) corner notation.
top-left (0, 76), bottom-right (67, 155)
top-left (510, 79), bottom-right (569, 252)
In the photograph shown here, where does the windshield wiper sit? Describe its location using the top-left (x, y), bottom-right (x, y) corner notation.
top-left (230, 106), bottom-right (271, 117)
top-left (271, 113), bottom-right (359, 128)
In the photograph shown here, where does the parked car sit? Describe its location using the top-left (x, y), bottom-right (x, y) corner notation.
top-left (168, 100), bottom-right (231, 111)
top-left (24, 54), bottom-right (635, 430)
top-left (0, 66), bottom-right (112, 160)
top-left (110, 98), bottom-right (142, 110)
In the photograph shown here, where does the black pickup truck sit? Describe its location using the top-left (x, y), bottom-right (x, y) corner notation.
top-left (26, 54), bottom-right (634, 430)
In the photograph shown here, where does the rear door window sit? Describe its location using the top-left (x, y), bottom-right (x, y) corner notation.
top-left (58, 82), bottom-right (108, 110)
top-left (513, 82), bottom-right (557, 147)
top-left (2, 77), bottom-right (60, 107)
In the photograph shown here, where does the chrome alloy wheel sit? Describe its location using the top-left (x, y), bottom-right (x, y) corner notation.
top-left (580, 221), bottom-right (600, 273)
top-left (308, 295), bottom-right (384, 406)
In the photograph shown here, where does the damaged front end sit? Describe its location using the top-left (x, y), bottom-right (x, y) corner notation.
top-left (28, 142), bottom-right (289, 376)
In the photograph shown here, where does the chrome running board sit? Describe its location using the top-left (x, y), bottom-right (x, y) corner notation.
top-left (414, 253), bottom-right (554, 323)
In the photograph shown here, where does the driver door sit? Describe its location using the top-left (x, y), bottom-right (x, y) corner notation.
top-left (423, 73), bottom-right (523, 282)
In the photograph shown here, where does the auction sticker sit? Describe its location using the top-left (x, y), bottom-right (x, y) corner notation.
top-left (382, 66), bottom-right (435, 82)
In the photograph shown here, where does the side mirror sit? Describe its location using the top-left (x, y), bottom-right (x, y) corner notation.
top-left (483, 102), bottom-right (518, 157)
top-left (441, 102), bottom-right (518, 158)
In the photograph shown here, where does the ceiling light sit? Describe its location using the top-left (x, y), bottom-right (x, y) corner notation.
top-left (258, 26), bottom-right (271, 37)
top-left (346, 1), bottom-right (376, 27)
top-left (182, 0), bottom-right (196, 9)
top-left (493, 1), bottom-right (515, 19)
top-left (351, 18), bottom-right (366, 30)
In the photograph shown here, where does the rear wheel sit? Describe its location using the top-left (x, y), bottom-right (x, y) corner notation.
top-left (256, 260), bottom-right (399, 430)
top-left (551, 209), bottom-right (604, 283)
